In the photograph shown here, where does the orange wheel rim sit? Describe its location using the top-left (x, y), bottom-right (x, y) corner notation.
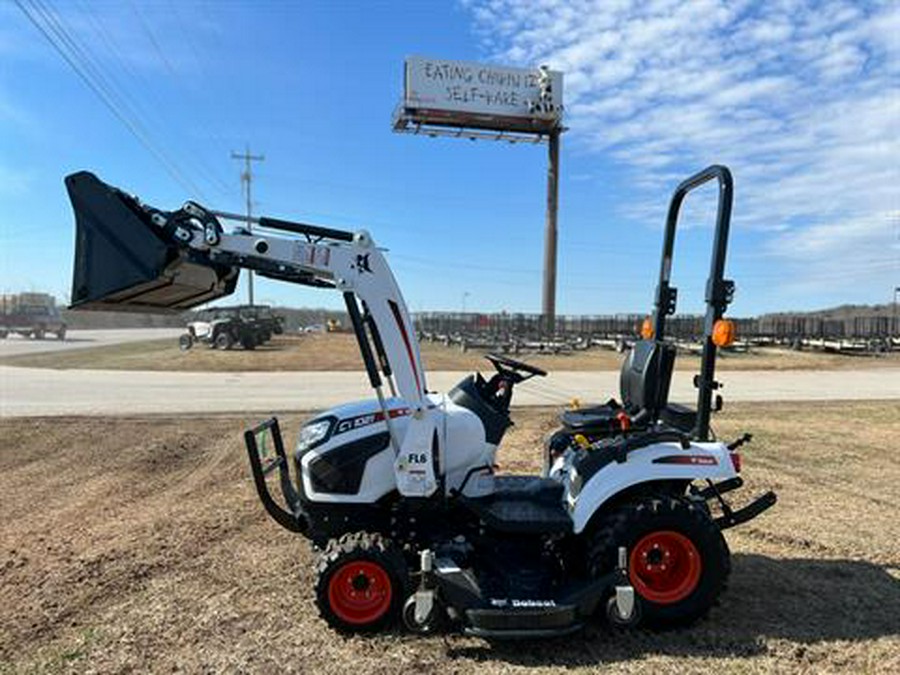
top-left (327, 561), bottom-right (393, 625)
top-left (629, 530), bottom-right (702, 604)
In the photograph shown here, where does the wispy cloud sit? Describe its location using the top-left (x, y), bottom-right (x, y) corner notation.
top-left (0, 164), bottom-right (36, 198)
top-left (464, 0), bottom-right (899, 296)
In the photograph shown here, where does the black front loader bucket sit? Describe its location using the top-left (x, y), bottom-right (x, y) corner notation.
top-left (66, 171), bottom-right (238, 312)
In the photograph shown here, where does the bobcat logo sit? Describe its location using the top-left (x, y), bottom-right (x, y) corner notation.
top-left (355, 254), bottom-right (372, 274)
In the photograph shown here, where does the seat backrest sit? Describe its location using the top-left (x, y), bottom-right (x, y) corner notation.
top-left (619, 340), bottom-right (676, 414)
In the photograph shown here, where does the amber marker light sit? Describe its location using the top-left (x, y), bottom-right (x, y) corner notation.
top-left (712, 319), bottom-right (737, 347)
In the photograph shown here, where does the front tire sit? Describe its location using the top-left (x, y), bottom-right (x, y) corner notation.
top-left (314, 532), bottom-right (408, 634)
top-left (588, 496), bottom-right (729, 628)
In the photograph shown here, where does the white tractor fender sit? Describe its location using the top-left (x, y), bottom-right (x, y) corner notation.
top-left (568, 441), bottom-right (737, 534)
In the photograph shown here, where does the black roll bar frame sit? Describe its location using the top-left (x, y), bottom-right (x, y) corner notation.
top-left (650, 165), bottom-right (735, 441)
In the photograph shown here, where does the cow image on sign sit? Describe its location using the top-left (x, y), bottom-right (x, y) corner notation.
top-left (395, 56), bottom-right (563, 136)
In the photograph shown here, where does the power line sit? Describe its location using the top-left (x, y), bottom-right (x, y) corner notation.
top-left (14, 0), bottom-right (206, 198)
top-left (125, 0), bottom-right (234, 196)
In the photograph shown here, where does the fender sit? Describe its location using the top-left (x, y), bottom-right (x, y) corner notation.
top-left (568, 441), bottom-right (737, 534)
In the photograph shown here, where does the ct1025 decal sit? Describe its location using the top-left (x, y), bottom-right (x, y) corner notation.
top-left (334, 408), bottom-right (411, 435)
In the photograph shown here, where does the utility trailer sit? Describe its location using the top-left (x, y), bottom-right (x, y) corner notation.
top-left (0, 292), bottom-right (67, 340)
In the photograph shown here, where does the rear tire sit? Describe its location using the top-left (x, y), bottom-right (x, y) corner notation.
top-left (241, 334), bottom-right (256, 350)
top-left (588, 496), bottom-right (729, 628)
top-left (314, 532), bottom-right (408, 634)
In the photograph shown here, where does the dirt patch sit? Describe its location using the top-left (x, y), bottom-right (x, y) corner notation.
top-left (1, 403), bottom-right (899, 673)
top-left (2, 332), bottom-right (897, 373)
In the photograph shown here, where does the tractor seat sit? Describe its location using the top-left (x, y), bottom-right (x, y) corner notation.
top-left (560, 401), bottom-right (622, 433)
top-left (560, 339), bottom-right (677, 435)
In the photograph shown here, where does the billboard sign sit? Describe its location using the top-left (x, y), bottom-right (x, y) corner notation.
top-left (399, 56), bottom-right (563, 134)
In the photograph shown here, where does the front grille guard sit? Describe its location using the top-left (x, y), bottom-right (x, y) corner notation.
top-left (244, 417), bottom-right (307, 533)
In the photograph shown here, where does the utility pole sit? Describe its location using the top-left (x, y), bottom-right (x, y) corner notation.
top-left (542, 128), bottom-right (560, 333)
top-left (231, 145), bottom-right (264, 305)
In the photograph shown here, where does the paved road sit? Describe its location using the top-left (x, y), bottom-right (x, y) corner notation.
top-left (2, 366), bottom-right (898, 417)
top-left (0, 328), bottom-right (182, 357)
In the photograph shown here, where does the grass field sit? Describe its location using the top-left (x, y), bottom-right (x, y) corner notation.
top-left (2, 332), bottom-right (897, 372)
top-left (1, 401), bottom-right (898, 673)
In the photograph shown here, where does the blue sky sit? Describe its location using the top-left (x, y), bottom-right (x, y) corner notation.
top-left (1, 0), bottom-right (897, 317)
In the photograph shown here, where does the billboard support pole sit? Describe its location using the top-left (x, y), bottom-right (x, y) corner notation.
top-left (542, 128), bottom-right (560, 332)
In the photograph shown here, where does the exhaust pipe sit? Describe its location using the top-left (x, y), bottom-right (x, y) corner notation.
top-left (66, 171), bottom-right (238, 313)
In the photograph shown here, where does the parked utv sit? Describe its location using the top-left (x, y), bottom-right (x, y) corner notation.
top-left (180, 306), bottom-right (259, 351)
top-left (236, 304), bottom-right (285, 343)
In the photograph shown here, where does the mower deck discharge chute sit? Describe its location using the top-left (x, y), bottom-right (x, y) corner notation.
top-left (66, 166), bottom-right (775, 639)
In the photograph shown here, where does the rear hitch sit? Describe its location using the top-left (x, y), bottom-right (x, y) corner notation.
top-left (696, 464), bottom-right (777, 530)
top-left (715, 491), bottom-right (777, 530)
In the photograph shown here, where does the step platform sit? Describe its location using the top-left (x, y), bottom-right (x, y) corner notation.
top-left (461, 475), bottom-right (571, 534)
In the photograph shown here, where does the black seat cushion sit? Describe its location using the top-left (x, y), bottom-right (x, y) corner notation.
top-left (560, 403), bottom-right (621, 433)
top-left (559, 340), bottom-right (677, 434)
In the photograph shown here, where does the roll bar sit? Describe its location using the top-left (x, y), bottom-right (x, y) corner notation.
top-left (650, 165), bottom-right (735, 441)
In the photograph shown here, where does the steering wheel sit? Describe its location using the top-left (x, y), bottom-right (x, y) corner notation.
top-left (484, 353), bottom-right (547, 380)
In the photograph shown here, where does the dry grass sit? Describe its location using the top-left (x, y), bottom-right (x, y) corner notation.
top-left (1, 402), bottom-right (898, 673)
top-left (2, 332), bottom-right (896, 372)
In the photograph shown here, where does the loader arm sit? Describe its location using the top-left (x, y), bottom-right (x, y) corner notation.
top-left (66, 171), bottom-right (438, 496)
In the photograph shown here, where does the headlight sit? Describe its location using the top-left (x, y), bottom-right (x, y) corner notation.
top-left (297, 419), bottom-right (332, 451)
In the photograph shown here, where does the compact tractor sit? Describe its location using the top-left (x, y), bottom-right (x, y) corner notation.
top-left (65, 165), bottom-right (775, 638)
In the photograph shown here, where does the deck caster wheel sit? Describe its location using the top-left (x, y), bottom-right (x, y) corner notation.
top-left (606, 591), bottom-right (641, 629)
top-left (402, 593), bottom-right (442, 634)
